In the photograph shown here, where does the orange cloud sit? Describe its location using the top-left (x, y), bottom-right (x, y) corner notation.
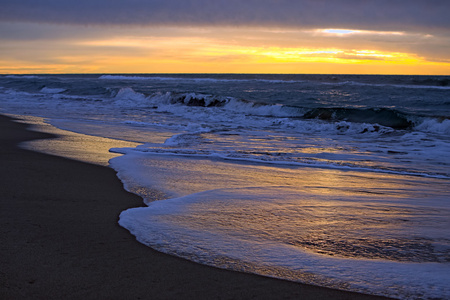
top-left (1, 25), bottom-right (449, 75)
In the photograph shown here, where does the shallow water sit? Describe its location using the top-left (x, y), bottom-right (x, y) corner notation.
top-left (114, 154), bottom-right (449, 299)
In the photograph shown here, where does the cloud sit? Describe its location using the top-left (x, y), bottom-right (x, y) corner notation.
top-left (1, 0), bottom-right (449, 32)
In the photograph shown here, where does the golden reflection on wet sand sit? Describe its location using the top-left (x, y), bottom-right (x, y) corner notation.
top-left (9, 114), bottom-right (140, 166)
top-left (121, 154), bottom-right (449, 262)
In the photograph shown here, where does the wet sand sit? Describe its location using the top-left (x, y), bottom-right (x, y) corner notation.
top-left (0, 114), bottom-right (391, 299)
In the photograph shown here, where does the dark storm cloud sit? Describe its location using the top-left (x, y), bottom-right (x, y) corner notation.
top-left (1, 0), bottom-right (449, 32)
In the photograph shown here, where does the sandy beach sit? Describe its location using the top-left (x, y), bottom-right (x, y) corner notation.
top-left (0, 114), bottom-right (392, 300)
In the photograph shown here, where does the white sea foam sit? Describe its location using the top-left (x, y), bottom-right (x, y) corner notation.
top-left (100, 75), bottom-right (153, 80)
top-left (112, 87), bottom-right (148, 106)
top-left (145, 92), bottom-right (303, 121)
top-left (115, 87), bottom-right (146, 100)
top-left (111, 145), bottom-right (450, 179)
top-left (123, 120), bottom-right (162, 127)
top-left (163, 124), bottom-right (211, 146)
top-left (40, 87), bottom-right (66, 94)
top-left (119, 186), bottom-right (450, 299)
top-left (415, 118), bottom-right (450, 134)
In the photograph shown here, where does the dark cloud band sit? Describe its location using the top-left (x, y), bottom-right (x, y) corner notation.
top-left (1, 0), bottom-right (449, 32)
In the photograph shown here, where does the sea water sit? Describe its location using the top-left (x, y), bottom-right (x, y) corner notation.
top-left (1, 74), bottom-right (449, 299)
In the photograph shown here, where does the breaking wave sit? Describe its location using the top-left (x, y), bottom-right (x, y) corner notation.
top-left (40, 87), bottom-right (67, 94)
top-left (109, 88), bottom-right (447, 132)
top-left (303, 107), bottom-right (413, 129)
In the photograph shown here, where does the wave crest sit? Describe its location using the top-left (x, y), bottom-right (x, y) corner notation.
top-left (109, 89), bottom-right (447, 134)
top-left (415, 118), bottom-right (450, 134)
top-left (303, 107), bottom-right (413, 129)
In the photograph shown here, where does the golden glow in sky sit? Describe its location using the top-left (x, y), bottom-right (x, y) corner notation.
top-left (1, 0), bottom-right (449, 74)
top-left (1, 24), bottom-right (449, 74)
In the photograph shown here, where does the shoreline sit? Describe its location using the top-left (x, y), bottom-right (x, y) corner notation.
top-left (0, 114), bottom-right (391, 299)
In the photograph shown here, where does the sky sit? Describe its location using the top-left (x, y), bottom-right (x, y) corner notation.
top-left (1, 0), bottom-right (450, 74)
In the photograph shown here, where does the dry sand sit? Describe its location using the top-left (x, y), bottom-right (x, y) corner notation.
top-left (0, 114), bottom-right (392, 299)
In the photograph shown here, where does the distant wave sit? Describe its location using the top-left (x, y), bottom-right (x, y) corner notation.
top-left (99, 74), bottom-right (302, 84)
top-left (303, 107), bottom-right (413, 129)
top-left (341, 80), bottom-right (450, 90)
top-left (4, 75), bottom-right (42, 79)
top-left (411, 77), bottom-right (450, 87)
top-left (100, 74), bottom-right (450, 89)
top-left (100, 75), bottom-right (158, 81)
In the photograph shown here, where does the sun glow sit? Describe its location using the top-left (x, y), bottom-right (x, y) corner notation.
top-left (318, 28), bottom-right (406, 36)
top-left (231, 46), bottom-right (422, 66)
top-left (76, 36), bottom-right (425, 66)
top-left (1, 24), bottom-right (449, 75)
top-left (324, 29), bottom-right (359, 34)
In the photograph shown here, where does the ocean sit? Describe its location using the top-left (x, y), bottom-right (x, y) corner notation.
top-left (1, 74), bottom-right (449, 299)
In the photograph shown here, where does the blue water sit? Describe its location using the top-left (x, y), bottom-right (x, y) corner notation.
top-left (1, 74), bottom-right (449, 299)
